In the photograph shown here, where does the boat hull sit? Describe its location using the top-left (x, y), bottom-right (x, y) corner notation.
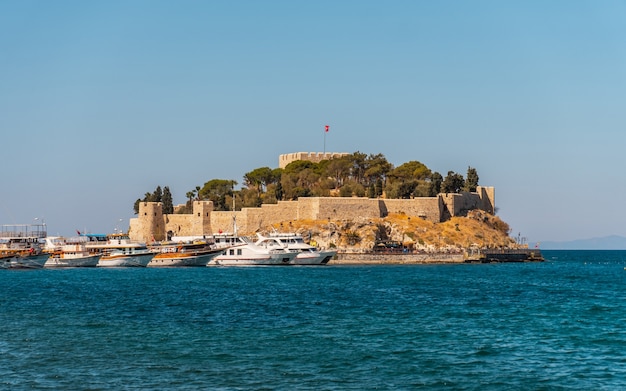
top-left (289, 250), bottom-right (336, 265)
top-left (210, 253), bottom-right (295, 266)
top-left (45, 254), bottom-right (101, 268)
top-left (0, 253), bottom-right (49, 269)
top-left (97, 253), bottom-right (154, 267)
top-left (148, 249), bottom-right (222, 267)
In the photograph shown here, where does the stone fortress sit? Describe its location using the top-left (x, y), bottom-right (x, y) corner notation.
top-left (279, 152), bottom-right (350, 169)
top-left (129, 152), bottom-right (495, 243)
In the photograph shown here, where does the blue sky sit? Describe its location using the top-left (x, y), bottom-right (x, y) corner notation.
top-left (1, 1), bottom-right (625, 243)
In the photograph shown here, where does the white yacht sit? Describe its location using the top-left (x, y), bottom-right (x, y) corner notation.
top-left (85, 233), bottom-right (154, 267)
top-left (257, 232), bottom-right (336, 265)
top-left (209, 234), bottom-right (297, 266)
top-left (44, 236), bottom-right (100, 268)
top-left (0, 224), bottom-right (50, 269)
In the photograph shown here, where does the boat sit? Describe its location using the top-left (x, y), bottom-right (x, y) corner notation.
top-left (148, 240), bottom-right (223, 267)
top-left (256, 232), bottom-right (336, 265)
top-left (209, 234), bottom-right (297, 266)
top-left (85, 233), bottom-right (154, 267)
top-left (44, 236), bottom-right (101, 267)
top-left (0, 224), bottom-right (50, 269)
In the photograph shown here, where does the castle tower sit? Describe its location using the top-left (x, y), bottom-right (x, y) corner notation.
top-left (138, 202), bottom-right (165, 242)
top-left (191, 201), bottom-right (214, 236)
top-left (477, 186), bottom-right (495, 214)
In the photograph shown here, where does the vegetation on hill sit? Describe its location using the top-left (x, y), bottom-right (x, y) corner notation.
top-left (131, 152), bottom-right (520, 250)
top-left (133, 152), bottom-right (480, 214)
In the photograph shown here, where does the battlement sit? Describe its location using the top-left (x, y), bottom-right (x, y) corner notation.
top-left (129, 188), bottom-right (495, 243)
top-left (279, 152), bottom-right (350, 169)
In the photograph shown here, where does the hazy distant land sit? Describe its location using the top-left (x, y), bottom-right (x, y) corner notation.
top-left (540, 235), bottom-right (626, 250)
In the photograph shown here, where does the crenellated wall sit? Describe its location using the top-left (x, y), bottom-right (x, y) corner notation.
top-left (279, 152), bottom-right (350, 169)
top-left (129, 189), bottom-right (495, 242)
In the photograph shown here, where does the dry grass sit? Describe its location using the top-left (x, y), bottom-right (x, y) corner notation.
top-left (259, 210), bottom-right (517, 251)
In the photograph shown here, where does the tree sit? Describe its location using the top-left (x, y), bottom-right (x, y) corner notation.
top-left (162, 186), bottom-right (174, 214)
top-left (363, 153), bottom-right (393, 187)
top-left (325, 157), bottom-right (352, 188)
top-left (274, 181), bottom-right (284, 201)
top-left (464, 166), bottom-right (479, 192)
top-left (349, 151), bottom-right (368, 185)
top-left (283, 160), bottom-right (318, 175)
top-left (134, 185), bottom-right (171, 213)
top-left (374, 178), bottom-right (384, 197)
top-left (441, 171), bottom-right (465, 193)
top-left (388, 161), bottom-right (431, 183)
top-left (429, 172), bottom-right (443, 196)
top-left (186, 191), bottom-right (195, 203)
top-left (243, 166), bottom-right (276, 195)
top-left (154, 186), bottom-right (163, 203)
top-left (240, 187), bottom-right (262, 208)
top-left (198, 179), bottom-right (237, 211)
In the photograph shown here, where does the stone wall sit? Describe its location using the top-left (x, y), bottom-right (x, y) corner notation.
top-left (278, 152), bottom-right (350, 169)
top-left (383, 198), bottom-right (442, 221)
top-left (129, 189), bottom-right (495, 242)
top-left (332, 252), bottom-right (465, 264)
top-left (439, 187), bottom-right (495, 218)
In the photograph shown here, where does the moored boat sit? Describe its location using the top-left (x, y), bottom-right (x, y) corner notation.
top-left (209, 234), bottom-right (297, 266)
top-left (0, 224), bottom-right (49, 269)
top-left (148, 240), bottom-right (223, 267)
top-left (85, 233), bottom-right (154, 267)
top-left (257, 232), bottom-right (336, 265)
top-left (44, 237), bottom-right (100, 268)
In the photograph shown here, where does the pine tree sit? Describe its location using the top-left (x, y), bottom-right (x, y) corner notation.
top-left (162, 186), bottom-right (174, 214)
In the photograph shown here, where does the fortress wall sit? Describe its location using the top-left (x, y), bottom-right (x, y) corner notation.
top-left (211, 211), bottom-right (242, 234)
top-left (477, 186), bottom-right (495, 214)
top-left (441, 192), bottom-right (484, 217)
top-left (297, 198), bottom-right (320, 220)
top-left (383, 198), bottom-right (442, 222)
top-left (129, 188), bottom-right (495, 240)
top-left (279, 152), bottom-right (350, 169)
top-left (212, 201), bottom-right (300, 235)
top-left (239, 208), bottom-right (265, 233)
top-left (163, 201), bottom-right (213, 238)
top-left (164, 214), bottom-right (193, 237)
top-left (313, 197), bottom-right (382, 221)
top-left (258, 201), bottom-right (299, 225)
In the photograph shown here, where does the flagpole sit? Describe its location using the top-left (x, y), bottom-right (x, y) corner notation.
top-left (324, 129), bottom-right (326, 154)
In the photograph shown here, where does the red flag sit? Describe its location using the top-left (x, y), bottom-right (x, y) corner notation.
top-left (325, 125), bottom-right (329, 132)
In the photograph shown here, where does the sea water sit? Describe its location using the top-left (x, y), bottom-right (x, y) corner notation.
top-left (1, 250), bottom-right (626, 390)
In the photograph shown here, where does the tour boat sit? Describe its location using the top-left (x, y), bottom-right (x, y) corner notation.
top-left (44, 237), bottom-right (101, 267)
top-left (148, 240), bottom-right (223, 267)
top-left (209, 234), bottom-right (297, 266)
top-left (256, 232), bottom-right (336, 265)
top-left (85, 233), bottom-right (154, 267)
top-left (0, 224), bottom-right (50, 269)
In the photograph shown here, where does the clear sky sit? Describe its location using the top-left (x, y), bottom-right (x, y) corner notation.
top-left (1, 1), bottom-right (625, 243)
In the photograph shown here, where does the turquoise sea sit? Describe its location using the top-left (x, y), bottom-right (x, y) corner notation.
top-left (2, 250), bottom-right (626, 390)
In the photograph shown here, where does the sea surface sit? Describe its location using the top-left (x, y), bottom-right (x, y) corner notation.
top-left (2, 250), bottom-right (626, 390)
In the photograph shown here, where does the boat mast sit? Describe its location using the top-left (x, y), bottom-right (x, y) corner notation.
top-left (232, 185), bottom-right (237, 236)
